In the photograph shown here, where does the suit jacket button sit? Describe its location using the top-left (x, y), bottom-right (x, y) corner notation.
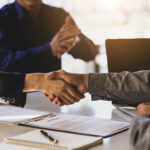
top-left (0, 98), bottom-right (4, 103)
top-left (6, 98), bottom-right (10, 102)
top-left (10, 98), bottom-right (15, 104)
top-left (2, 97), bottom-right (5, 101)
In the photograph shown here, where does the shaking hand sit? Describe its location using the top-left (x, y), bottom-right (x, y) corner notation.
top-left (44, 70), bottom-right (89, 106)
top-left (23, 73), bottom-right (84, 106)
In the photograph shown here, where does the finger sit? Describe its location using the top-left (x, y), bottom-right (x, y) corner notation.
top-left (59, 30), bottom-right (80, 42)
top-left (60, 16), bottom-right (73, 30)
top-left (48, 97), bottom-right (53, 102)
top-left (57, 39), bottom-right (79, 53)
top-left (44, 93), bottom-right (56, 103)
top-left (54, 97), bottom-right (64, 106)
top-left (58, 70), bottom-right (66, 73)
top-left (43, 93), bottom-right (49, 97)
top-left (61, 16), bottom-right (74, 30)
top-left (48, 94), bottom-right (55, 101)
top-left (58, 25), bottom-right (78, 33)
top-left (45, 72), bottom-right (56, 80)
top-left (61, 37), bottom-right (76, 45)
top-left (60, 26), bottom-right (80, 34)
top-left (65, 16), bottom-right (73, 27)
top-left (62, 89), bottom-right (79, 104)
top-left (58, 38), bottom-right (79, 53)
top-left (59, 27), bottom-right (80, 39)
top-left (46, 70), bottom-right (66, 83)
top-left (60, 37), bottom-right (79, 47)
top-left (57, 101), bottom-right (64, 106)
top-left (60, 93), bottom-right (75, 105)
top-left (57, 46), bottom-right (69, 53)
top-left (49, 94), bottom-right (55, 99)
top-left (53, 97), bottom-right (60, 105)
top-left (48, 95), bottom-right (55, 102)
top-left (66, 85), bottom-right (85, 101)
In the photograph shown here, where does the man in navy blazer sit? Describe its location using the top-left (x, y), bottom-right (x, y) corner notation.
top-left (0, 0), bottom-right (96, 73)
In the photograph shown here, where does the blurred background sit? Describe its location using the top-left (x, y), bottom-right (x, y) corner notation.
top-left (1, 0), bottom-right (149, 117)
top-left (1, 0), bottom-right (150, 73)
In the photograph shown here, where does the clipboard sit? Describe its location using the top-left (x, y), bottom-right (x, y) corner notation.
top-left (19, 112), bottom-right (130, 138)
top-left (0, 104), bottom-right (129, 138)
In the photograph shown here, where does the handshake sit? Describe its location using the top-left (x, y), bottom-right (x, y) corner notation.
top-left (24, 70), bottom-right (150, 115)
top-left (24, 70), bottom-right (89, 106)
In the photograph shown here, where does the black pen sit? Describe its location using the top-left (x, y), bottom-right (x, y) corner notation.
top-left (40, 130), bottom-right (58, 144)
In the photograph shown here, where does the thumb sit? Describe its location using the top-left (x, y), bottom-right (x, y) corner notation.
top-left (60, 16), bottom-right (73, 31)
top-left (64, 16), bottom-right (73, 28)
top-left (45, 72), bottom-right (57, 80)
top-left (45, 70), bottom-right (66, 80)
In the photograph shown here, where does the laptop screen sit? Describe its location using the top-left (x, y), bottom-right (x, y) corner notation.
top-left (106, 38), bottom-right (150, 72)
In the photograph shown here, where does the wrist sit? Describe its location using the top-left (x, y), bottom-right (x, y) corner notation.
top-left (23, 73), bottom-right (45, 92)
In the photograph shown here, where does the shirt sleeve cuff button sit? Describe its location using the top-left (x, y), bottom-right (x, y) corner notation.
top-left (10, 98), bottom-right (15, 104)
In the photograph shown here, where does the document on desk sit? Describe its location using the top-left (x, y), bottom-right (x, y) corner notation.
top-left (0, 104), bottom-right (48, 123)
top-left (22, 113), bottom-right (130, 137)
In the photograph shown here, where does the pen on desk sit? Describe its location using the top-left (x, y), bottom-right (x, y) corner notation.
top-left (40, 130), bottom-right (58, 144)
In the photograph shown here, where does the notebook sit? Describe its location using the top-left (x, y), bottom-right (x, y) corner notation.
top-left (2, 130), bottom-right (103, 150)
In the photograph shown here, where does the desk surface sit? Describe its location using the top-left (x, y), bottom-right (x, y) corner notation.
top-left (0, 93), bottom-right (132, 150)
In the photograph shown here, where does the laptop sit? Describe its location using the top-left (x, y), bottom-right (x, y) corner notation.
top-left (106, 38), bottom-right (150, 72)
top-left (105, 38), bottom-right (150, 117)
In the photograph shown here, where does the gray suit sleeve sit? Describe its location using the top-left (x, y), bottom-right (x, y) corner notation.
top-left (88, 71), bottom-right (150, 105)
top-left (130, 115), bottom-right (150, 150)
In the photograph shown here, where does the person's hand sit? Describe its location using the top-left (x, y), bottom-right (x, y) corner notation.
top-left (44, 70), bottom-right (89, 105)
top-left (23, 73), bottom-right (84, 106)
top-left (43, 93), bottom-right (65, 106)
top-left (50, 16), bottom-right (80, 59)
top-left (47, 70), bottom-right (88, 94)
top-left (136, 103), bottom-right (150, 115)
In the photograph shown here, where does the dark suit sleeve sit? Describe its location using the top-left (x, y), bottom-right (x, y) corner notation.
top-left (69, 33), bottom-right (96, 61)
top-left (130, 115), bottom-right (150, 150)
top-left (0, 71), bottom-right (26, 107)
top-left (89, 71), bottom-right (150, 106)
top-left (0, 10), bottom-right (53, 73)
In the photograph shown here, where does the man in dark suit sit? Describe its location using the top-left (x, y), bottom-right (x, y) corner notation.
top-left (0, 71), bottom-right (84, 107)
top-left (0, 0), bottom-right (96, 73)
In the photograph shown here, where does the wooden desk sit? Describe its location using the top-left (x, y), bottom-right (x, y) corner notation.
top-left (0, 94), bottom-right (132, 150)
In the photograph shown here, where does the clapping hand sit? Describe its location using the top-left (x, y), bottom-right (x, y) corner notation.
top-left (50, 16), bottom-right (80, 59)
top-left (44, 70), bottom-right (88, 106)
